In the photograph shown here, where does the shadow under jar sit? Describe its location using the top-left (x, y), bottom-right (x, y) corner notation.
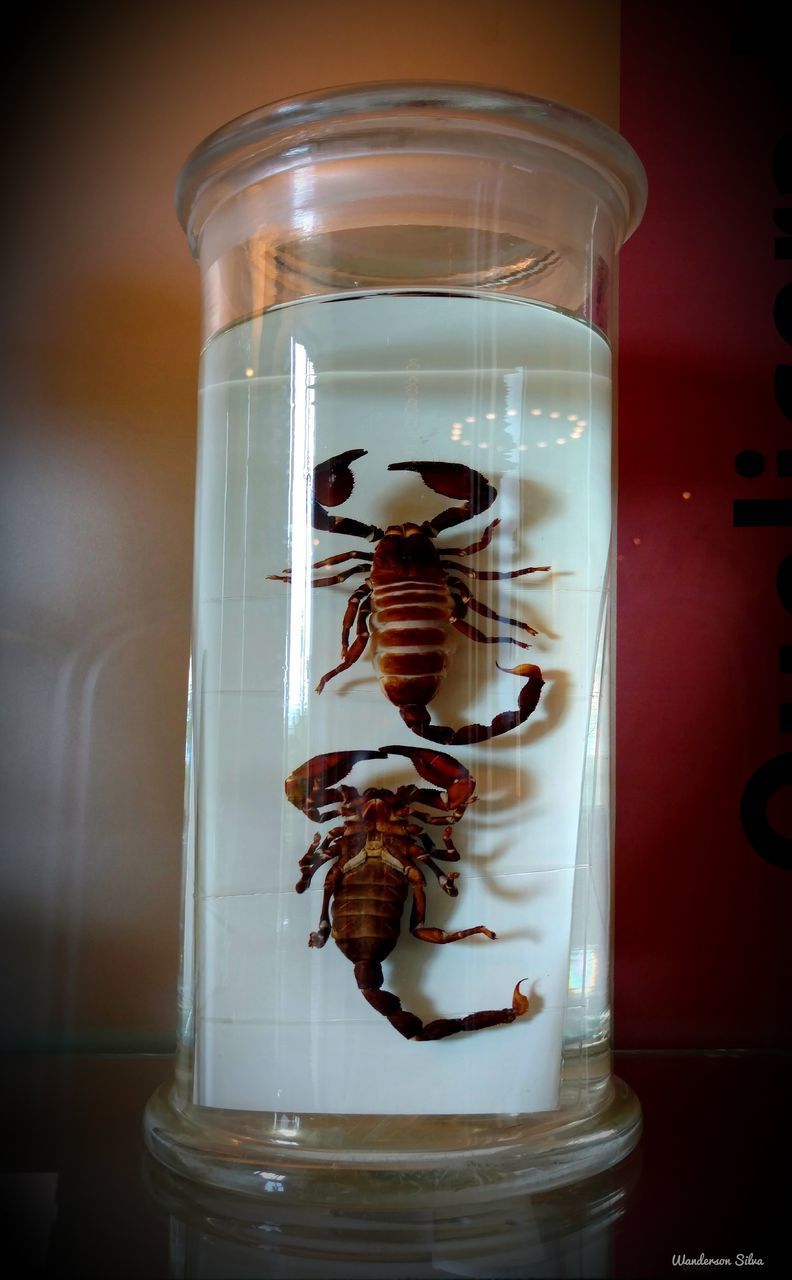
top-left (144, 81), bottom-right (647, 1203)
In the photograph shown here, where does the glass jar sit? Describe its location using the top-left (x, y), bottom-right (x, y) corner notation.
top-left (144, 81), bottom-right (647, 1199)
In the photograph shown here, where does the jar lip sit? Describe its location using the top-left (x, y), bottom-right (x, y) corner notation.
top-left (176, 79), bottom-right (648, 248)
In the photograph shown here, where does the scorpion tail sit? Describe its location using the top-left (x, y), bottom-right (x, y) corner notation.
top-left (398, 664), bottom-right (545, 745)
top-left (415, 980), bottom-right (530, 1041)
top-left (354, 961), bottom-right (423, 1039)
top-left (354, 964), bottom-right (530, 1041)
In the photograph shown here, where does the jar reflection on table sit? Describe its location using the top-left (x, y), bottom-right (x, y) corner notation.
top-left (144, 1150), bottom-right (641, 1280)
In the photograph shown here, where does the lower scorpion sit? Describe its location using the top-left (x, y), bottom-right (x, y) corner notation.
top-left (285, 745), bottom-right (529, 1041)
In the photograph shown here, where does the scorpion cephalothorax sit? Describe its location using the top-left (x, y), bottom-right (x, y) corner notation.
top-left (285, 746), bottom-right (529, 1041)
top-left (269, 450), bottom-right (549, 745)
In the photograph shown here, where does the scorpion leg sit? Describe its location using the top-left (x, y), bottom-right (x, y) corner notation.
top-left (448, 575), bottom-right (538, 635)
top-left (439, 826), bottom-right (462, 861)
top-left (311, 550), bottom-right (373, 569)
top-left (451, 615), bottom-right (532, 650)
top-left (413, 835), bottom-right (460, 896)
top-left (441, 560), bottom-right (550, 580)
top-left (308, 864), bottom-right (339, 949)
top-left (418, 857), bottom-right (460, 896)
top-left (296, 829), bottom-right (343, 892)
top-left (407, 865), bottom-right (494, 943)
top-left (315, 596), bottom-right (372, 693)
top-left (296, 833), bottom-right (321, 890)
top-left (268, 564), bottom-right (368, 587)
top-left (340, 584), bottom-right (371, 655)
top-left (441, 518), bottom-right (501, 557)
top-left (387, 461), bottom-right (497, 534)
top-left (397, 663), bottom-right (545, 745)
top-left (409, 826), bottom-right (465, 860)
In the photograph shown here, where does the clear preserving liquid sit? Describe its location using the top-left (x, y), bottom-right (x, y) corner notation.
top-left (187, 291), bottom-right (612, 1115)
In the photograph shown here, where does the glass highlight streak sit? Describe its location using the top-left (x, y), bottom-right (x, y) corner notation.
top-left (285, 341), bottom-right (315, 726)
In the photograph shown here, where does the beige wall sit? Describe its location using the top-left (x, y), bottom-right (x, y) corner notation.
top-left (0, 1), bottom-right (620, 1049)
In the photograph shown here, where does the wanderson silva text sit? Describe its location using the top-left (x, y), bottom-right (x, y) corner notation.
top-left (672, 1255), bottom-right (765, 1268)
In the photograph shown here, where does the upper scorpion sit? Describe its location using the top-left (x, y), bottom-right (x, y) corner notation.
top-left (269, 450), bottom-right (549, 744)
top-left (286, 744), bottom-right (529, 1040)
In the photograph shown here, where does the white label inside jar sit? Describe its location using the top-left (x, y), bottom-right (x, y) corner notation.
top-left (189, 292), bottom-right (611, 1115)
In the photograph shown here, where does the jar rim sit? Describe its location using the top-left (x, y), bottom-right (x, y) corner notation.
top-left (176, 80), bottom-right (648, 250)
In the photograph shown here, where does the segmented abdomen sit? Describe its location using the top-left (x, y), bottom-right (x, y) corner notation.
top-left (332, 859), bottom-right (407, 964)
top-left (369, 579), bottom-right (455, 709)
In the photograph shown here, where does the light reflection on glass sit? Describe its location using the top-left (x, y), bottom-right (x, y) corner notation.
top-left (292, 165), bottom-right (316, 236)
top-left (286, 340), bottom-right (315, 727)
top-left (568, 947), bottom-right (600, 997)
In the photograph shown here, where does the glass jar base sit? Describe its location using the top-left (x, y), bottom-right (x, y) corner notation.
top-left (143, 1075), bottom-right (641, 1205)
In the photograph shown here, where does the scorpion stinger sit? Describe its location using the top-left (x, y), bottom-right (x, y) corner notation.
top-left (269, 451), bottom-right (550, 744)
top-left (284, 747), bottom-right (531, 1041)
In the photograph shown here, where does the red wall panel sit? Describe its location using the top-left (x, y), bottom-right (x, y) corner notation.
top-left (617, 4), bottom-right (792, 1047)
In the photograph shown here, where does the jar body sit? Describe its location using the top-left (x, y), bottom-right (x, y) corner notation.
top-left (145, 84), bottom-right (646, 1197)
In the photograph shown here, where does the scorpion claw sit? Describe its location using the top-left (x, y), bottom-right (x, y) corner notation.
top-left (387, 461), bottom-right (497, 533)
top-left (380, 745), bottom-right (476, 814)
top-left (286, 749), bottom-right (388, 815)
top-left (312, 451), bottom-right (384, 540)
top-left (313, 449), bottom-right (367, 507)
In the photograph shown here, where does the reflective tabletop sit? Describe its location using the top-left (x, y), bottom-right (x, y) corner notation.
top-left (1, 1051), bottom-right (785, 1278)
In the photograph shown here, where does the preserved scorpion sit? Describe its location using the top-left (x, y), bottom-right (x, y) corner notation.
top-left (269, 450), bottom-right (549, 744)
top-left (286, 745), bottom-right (529, 1040)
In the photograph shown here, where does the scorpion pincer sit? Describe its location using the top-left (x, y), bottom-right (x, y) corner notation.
top-left (285, 745), bottom-right (529, 1041)
top-left (269, 450), bottom-right (548, 745)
